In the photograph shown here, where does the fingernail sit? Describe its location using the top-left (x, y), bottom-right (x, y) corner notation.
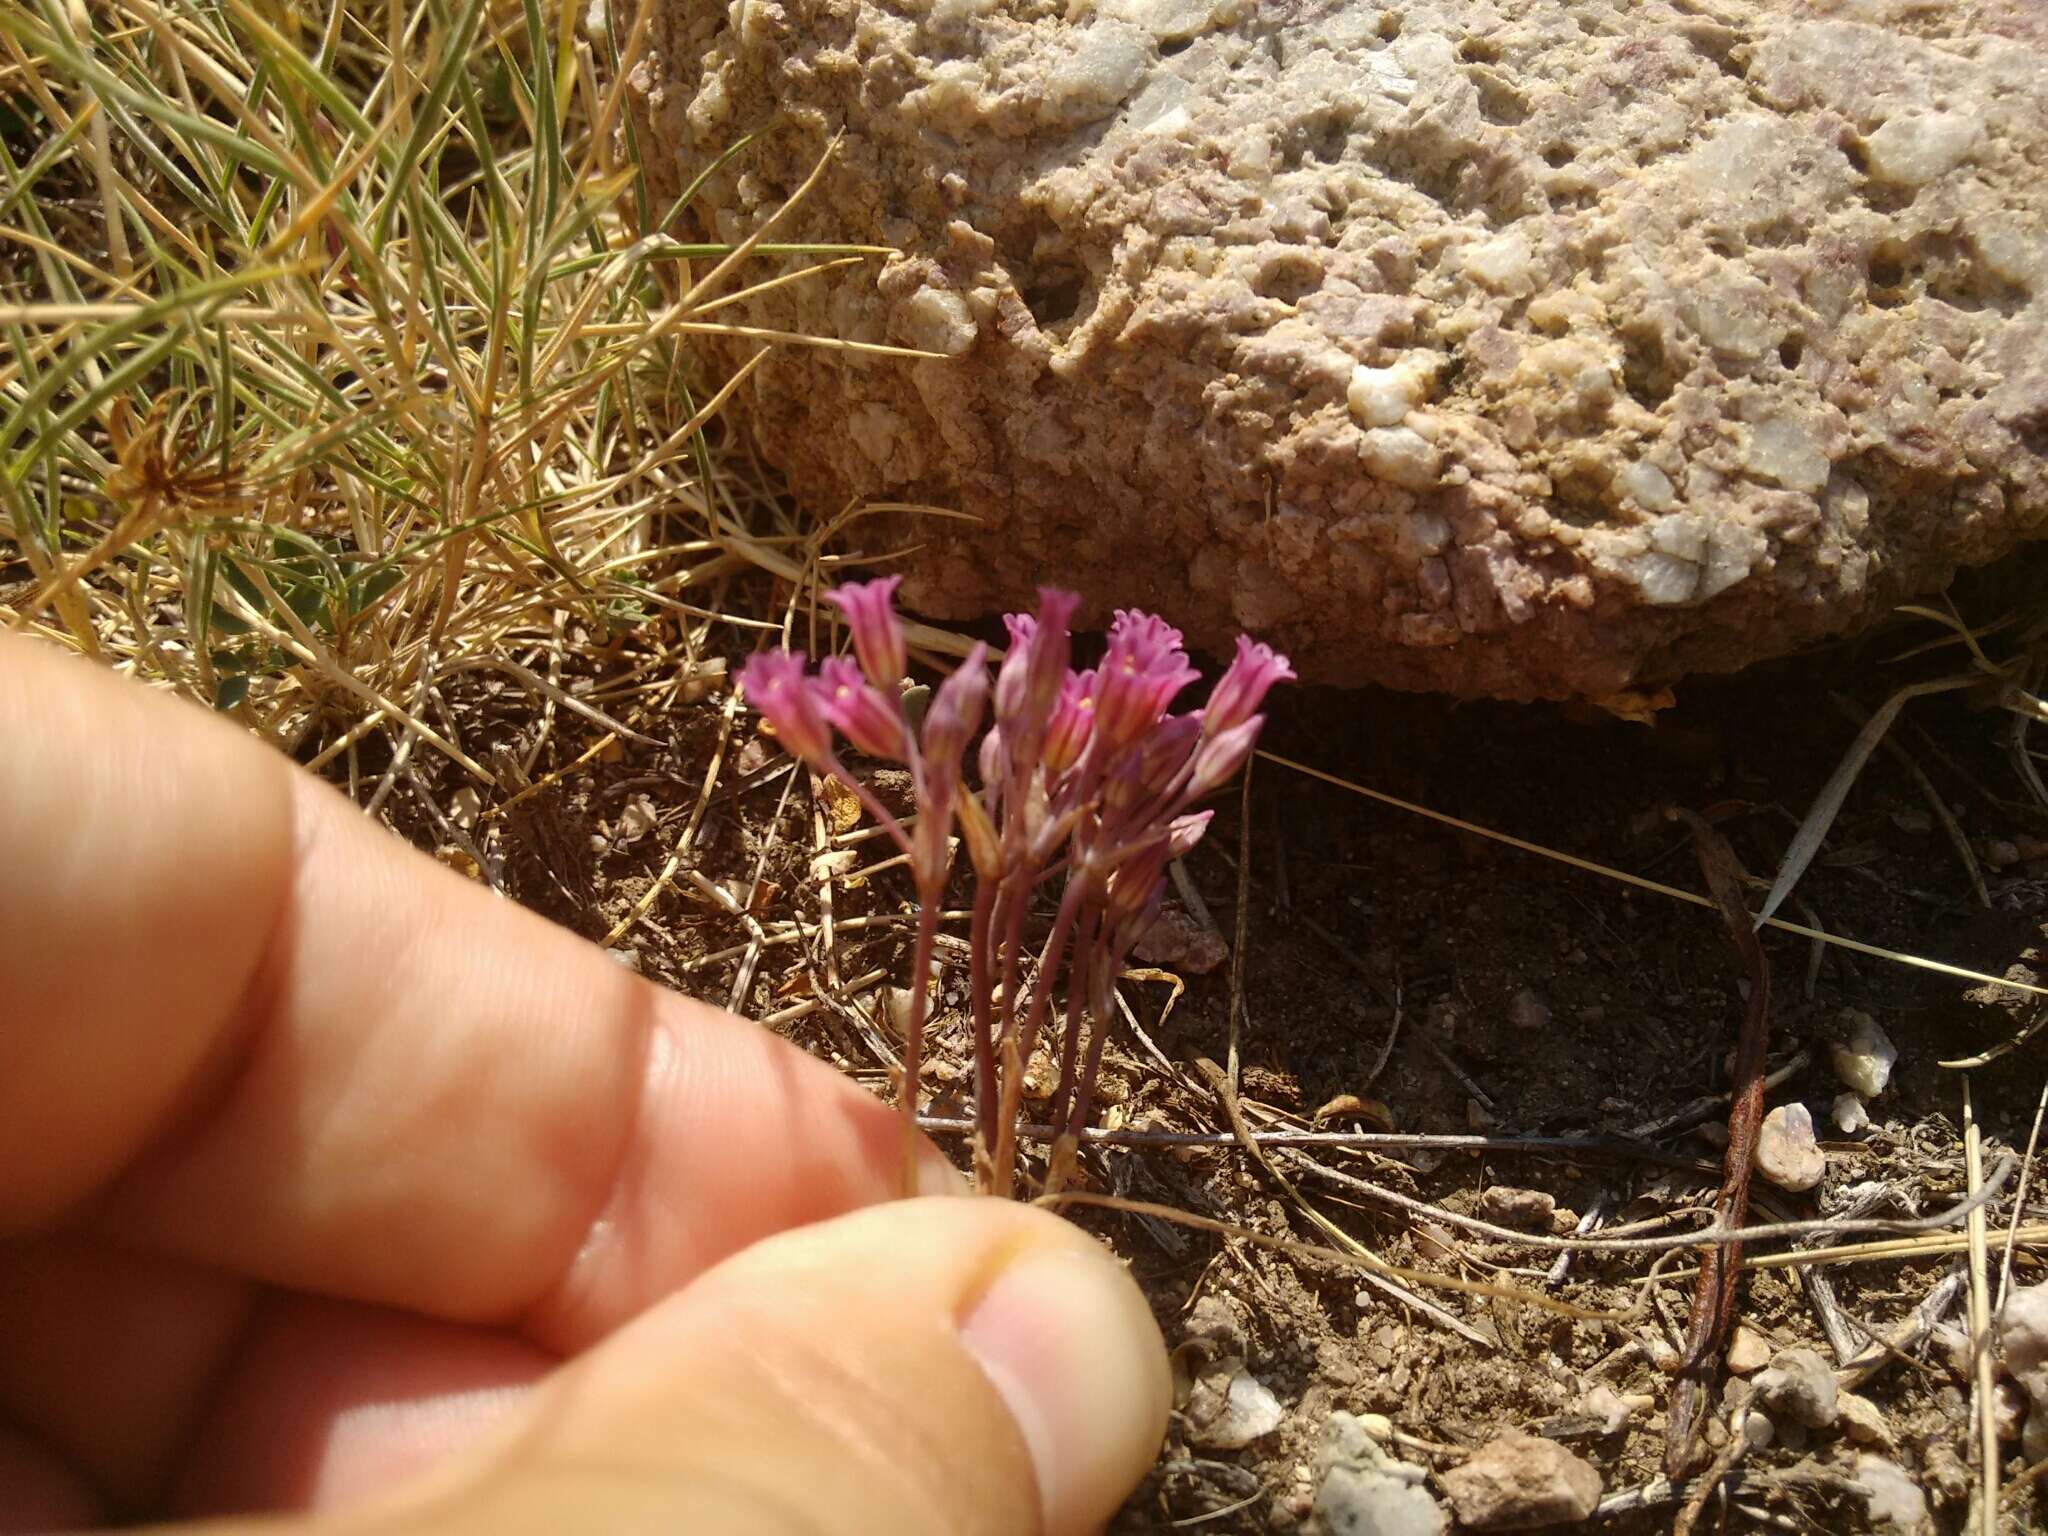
top-left (959, 1244), bottom-right (1168, 1534)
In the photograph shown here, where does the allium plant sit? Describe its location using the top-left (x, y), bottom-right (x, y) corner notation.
top-left (740, 581), bottom-right (1292, 1195)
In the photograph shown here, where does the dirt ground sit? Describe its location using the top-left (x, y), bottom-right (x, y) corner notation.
top-left (366, 555), bottom-right (2048, 1535)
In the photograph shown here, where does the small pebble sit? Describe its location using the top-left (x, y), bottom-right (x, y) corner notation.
top-left (1582, 1384), bottom-right (1633, 1435)
top-left (1833, 1092), bottom-right (1871, 1134)
top-left (1508, 988), bottom-right (1551, 1030)
top-left (1186, 1366), bottom-right (1286, 1450)
top-left (1478, 1186), bottom-right (1557, 1230)
top-left (1753, 1347), bottom-right (1839, 1428)
top-left (1441, 1429), bottom-right (1602, 1530)
top-left (1837, 1391), bottom-right (1892, 1447)
top-left (1754, 1103), bottom-right (1826, 1192)
top-left (1994, 1379), bottom-right (2027, 1443)
top-left (1726, 1324), bottom-right (1773, 1375)
top-left (1829, 1009), bottom-right (1897, 1098)
top-left (1985, 838), bottom-right (2022, 870)
top-left (1311, 1412), bottom-right (1446, 1536)
top-left (1854, 1455), bottom-right (1928, 1528)
top-left (1740, 1409), bottom-right (1775, 1450)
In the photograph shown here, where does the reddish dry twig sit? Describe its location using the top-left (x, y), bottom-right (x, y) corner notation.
top-left (1664, 807), bottom-right (1773, 1479)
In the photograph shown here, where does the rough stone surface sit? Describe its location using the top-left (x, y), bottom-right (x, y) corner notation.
top-left (1754, 1101), bottom-right (1826, 1191)
top-left (1311, 1413), bottom-right (1448, 1536)
top-left (1441, 1428), bottom-right (1602, 1529)
top-left (635, 0), bottom-right (2048, 700)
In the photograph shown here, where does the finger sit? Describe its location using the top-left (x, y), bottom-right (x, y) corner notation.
top-left (1, 633), bottom-right (953, 1347)
top-left (329, 1199), bottom-right (1168, 1536)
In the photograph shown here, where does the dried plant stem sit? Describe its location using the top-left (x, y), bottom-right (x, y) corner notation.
top-left (1964, 1078), bottom-right (2000, 1536)
top-left (1665, 808), bottom-right (1773, 1480)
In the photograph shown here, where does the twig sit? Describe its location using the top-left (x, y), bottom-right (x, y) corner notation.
top-left (1665, 808), bottom-right (1773, 1479)
top-left (915, 1116), bottom-right (1705, 1161)
top-left (1195, 1057), bottom-right (1496, 1348)
top-left (1965, 1078), bottom-right (2000, 1536)
top-left (1224, 762), bottom-right (1252, 1092)
top-left (1840, 1265), bottom-right (1966, 1389)
top-left (599, 686), bottom-right (741, 948)
top-left (1627, 1052), bottom-right (1810, 1140)
top-left (2000, 1078), bottom-right (2048, 1305)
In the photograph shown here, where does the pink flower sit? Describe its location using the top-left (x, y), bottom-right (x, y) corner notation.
top-left (826, 576), bottom-right (907, 691)
top-left (1189, 715), bottom-right (1264, 796)
top-left (1042, 670), bottom-right (1096, 776)
top-left (1166, 809), bottom-right (1214, 858)
top-left (918, 642), bottom-right (990, 803)
top-left (1202, 635), bottom-right (1295, 737)
top-left (995, 588), bottom-right (1080, 741)
top-left (739, 650), bottom-right (834, 767)
top-left (1092, 609), bottom-right (1199, 750)
top-left (815, 657), bottom-right (909, 761)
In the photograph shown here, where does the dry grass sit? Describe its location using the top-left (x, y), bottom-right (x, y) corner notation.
top-left (0, 0), bottom-right (917, 787)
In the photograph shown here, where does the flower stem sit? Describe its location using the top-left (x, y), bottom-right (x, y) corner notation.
top-left (966, 874), bottom-right (999, 1187)
top-left (899, 876), bottom-right (941, 1196)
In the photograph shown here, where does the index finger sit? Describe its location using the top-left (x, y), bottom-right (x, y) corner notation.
top-left (0, 634), bottom-right (955, 1350)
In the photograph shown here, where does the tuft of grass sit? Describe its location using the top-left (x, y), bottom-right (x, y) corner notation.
top-left (0, 0), bottom-right (904, 784)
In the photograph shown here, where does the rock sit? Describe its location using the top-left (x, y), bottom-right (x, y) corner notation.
top-left (1986, 839), bottom-right (2023, 871)
top-left (1441, 1429), bottom-right (1602, 1529)
top-left (1184, 1292), bottom-right (1250, 1357)
top-left (634, 0), bottom-right (2048, 703)
top-left (1581, 1385), bottom-right (1633, 1435)
top-left (1311, 1413), bottom-right (1448, 1536)
top-left (1739, 1409), bottom-right (1775, 1450)
top-left (1830, 1010), bottom-right (1897, 1097)
top-left (1753, 1347), bottom-right (1839, 1429)
top-left (1187, 1364), bottom-right (1287, 1449)
top-left (1994, 1379), bottom-right (2027, 1443)
top-left (1726, 1324), bottom-right (1774, 1375)
top-left (1507, 989), bottom-right (1552, 1031)
top-left (1838, 1390), bottom-right (1893, 1447)
top-left (1478, 1185), bottom-right (1557, 1230)
top-left (1853, 1455), bottom-right (1929, 1529)
top-left (1133, 903), bottom-right (1229, 973)
top-left (2001, 1282), bottom-right (2048, 1460)
top-left (1833, 1092), bottom-right (1871, 1134)
top-left (1754, 1103), bottom-right (1826, 1192)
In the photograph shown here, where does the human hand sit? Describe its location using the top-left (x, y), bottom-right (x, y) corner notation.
top-left (0, 634), bottom-right (1168, 1535)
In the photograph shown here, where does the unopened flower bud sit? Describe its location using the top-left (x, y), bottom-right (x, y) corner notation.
top-left (826, 576), bottom-right (907, 691)
top-left (1043, 670), bottom-right (1096, 776)
top-left (1167, 809), bottom-right (1214, 857)
top-left (919, 642), bottom-right (990, 797)
top-left (1189, 716), bottom-right (1264, 796)
top-left (1203, 635), bottom-right (1295, 737)
top-left (815, 657), bottom-right (909, 761)
top-left (738, 650), bottom-right (832, 767)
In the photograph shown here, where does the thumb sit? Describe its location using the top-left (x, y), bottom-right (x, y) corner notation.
top-left (355, 1198), bottom-right (1169, 1536)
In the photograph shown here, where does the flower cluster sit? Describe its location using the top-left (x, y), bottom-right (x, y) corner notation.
top-left (739, 579), bottom-right (1292, 1194)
